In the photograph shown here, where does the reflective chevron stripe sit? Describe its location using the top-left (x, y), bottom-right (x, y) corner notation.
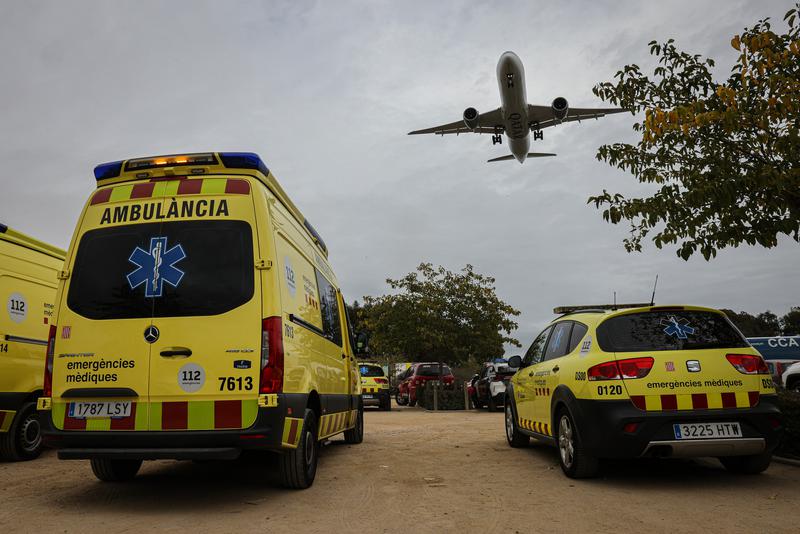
top-left (629, 391), bottom-right (760, 411)
top-left (319, 410), bottom-right (357, 439)
top-left (0, 410), bottom-right (15, 432)
top-left (53, 399), bottom-right (258, 431)
top-left (517, 417), bottom-right (551, 436)
top-left (90, 178), bottom-right (250, 205)
top-left (282, 417), bottom-right (303, 448)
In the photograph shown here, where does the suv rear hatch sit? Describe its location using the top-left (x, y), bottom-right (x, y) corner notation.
top-left (596, 308), bottom-right (765, 411)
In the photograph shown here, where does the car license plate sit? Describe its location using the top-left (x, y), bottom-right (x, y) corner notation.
top-left (363, 394), bottom-right (374, 399)
top-left (68, 401), bottom-right (132, 419)
top-left (673, 422), bottom-right (742, 440)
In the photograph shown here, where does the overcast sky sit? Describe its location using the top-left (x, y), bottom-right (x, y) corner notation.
top-left (1, 0), bottom-right (798, 354)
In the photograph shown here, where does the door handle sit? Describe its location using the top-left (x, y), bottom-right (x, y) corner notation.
top-left (160, 347), bottom-right (192, 358)
top-left (552, 365), bottom-right (560, 373)
top-left (528, 371), bottom-right (534, 377)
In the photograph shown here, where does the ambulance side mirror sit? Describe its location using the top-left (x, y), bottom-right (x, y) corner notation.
top-left (507, 355), bottom-right (522, 369)
top-left (354, 332), bottom-right (369, 355)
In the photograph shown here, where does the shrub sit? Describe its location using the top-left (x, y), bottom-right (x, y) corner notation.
top-left (776, 389), bottom-right (800, 459)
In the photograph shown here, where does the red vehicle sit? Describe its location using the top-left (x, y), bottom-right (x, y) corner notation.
top-left (395, 363), bottom-right (455, 407)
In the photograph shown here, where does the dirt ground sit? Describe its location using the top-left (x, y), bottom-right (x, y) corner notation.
top-left (1, 403), bottom-right (798, 533)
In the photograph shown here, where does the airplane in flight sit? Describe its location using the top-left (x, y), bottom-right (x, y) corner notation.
top-left (408, 51), bottom-right (627, 163)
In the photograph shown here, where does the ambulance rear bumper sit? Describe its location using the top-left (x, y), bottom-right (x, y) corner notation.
top-left (58, 447), bottom-right (241, 461)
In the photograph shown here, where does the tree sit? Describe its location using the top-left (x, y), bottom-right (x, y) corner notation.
top-left (591, 5), bottom-right (800, 260)
top-left (781, 307), bottom-right (800, 335)
top-left (722, 308), bottom-right (782, 336)
top-left (362, 263), bottom-right (520, 366)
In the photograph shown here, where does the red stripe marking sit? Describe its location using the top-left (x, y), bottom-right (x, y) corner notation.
top-left (630, 395), bottom-right (646, 410)
top-left (161, 402), bottom-right (188, 430)
top-left (90, 188), bottom-right (112, 205)
top-left (149, 175), bottom-right (187, 182)
top-left (177, 179), bottom-right (203, 195)
top-left (287, 419), bottom-right (299, 444)
top-left (130, 182), bottom-right (155, 199)
top-left (661, 394), bottom-right (678, 410)
top-left (748, 391), bottom-right (760, 407)
top-left (225, 178), bottom-right (250, 195)
top-left (721, 392), bottom-right (737, 409)
top-left (110, 403), bottom-right (137, 430)
top-left (214, 400), bottom-right (242, 429)
top-left (63, 414), bottom-right (87, 431)
top-left (691, 393), bottom-right (708, 410)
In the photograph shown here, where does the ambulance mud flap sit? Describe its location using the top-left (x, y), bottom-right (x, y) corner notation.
top-left (58, 447), bottom-right (241, 461)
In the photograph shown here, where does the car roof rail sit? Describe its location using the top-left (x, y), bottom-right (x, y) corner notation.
top-left (553, 303), bottom-right (652, 316)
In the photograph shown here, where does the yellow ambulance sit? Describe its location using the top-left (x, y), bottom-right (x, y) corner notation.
top-left (0, 224), bottom-right (64, 460)
top-left (39, 153), bottom-right (363, 488)
top-left (358, 362), bottom-right (391, 410)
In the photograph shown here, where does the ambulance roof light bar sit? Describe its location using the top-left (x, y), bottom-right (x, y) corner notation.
top-left (93, 152), bottom-right (270, 182)
top-left (554, 303), bottom-right (653, 315)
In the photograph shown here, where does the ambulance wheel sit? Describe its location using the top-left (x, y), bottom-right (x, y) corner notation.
top-left (380, 396), bottom-right (391, 411)
top-left (719, 452), bottom-right (772, 474)
top-left (279, 409), bottom-right (318, 489)
top-left (556, 408), bottom-right (599, 479)
top-left (90, 458), bottom-right (142, 482)
top-left (344, 404), bottom-right (364, 444)
top-left (0, 402), bottom-right (43, 461)
top-left (505, 402), bottom-right (529, 448)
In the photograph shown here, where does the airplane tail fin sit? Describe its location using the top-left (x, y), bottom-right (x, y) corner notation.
top-left (487, 153), bottom-right (557, 163)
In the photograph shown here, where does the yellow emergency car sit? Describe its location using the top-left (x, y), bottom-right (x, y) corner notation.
top-left (39, 152), bottom-right (363, 488)
top-left (358, 362), bottom-right (391, 410)
top-left (505, 304), bottom-right (782, 478)
top-left (0, 224), bottom-right (64, 460)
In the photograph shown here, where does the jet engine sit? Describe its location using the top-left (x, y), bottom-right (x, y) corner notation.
top-left (463, 107), bottom-right (479, 130)
top-left (552, 97), bottom-right (569, 121)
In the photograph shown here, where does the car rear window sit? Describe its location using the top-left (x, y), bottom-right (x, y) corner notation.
top-left (359, 365), bottom-right (385, 377)
top-left (416, 364), bottom-right (452, 376)
top-left (596, 310), bottom-right (748, 352)
top-left (67, 220), bottom-right (254, 319)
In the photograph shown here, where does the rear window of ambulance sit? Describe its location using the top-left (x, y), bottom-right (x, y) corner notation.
top-left (596, 311), bottom-right (748, 352)
top-left (67, 220), bottom-right (254, 319)
top-left (359, 365), bottom-right (385, 377)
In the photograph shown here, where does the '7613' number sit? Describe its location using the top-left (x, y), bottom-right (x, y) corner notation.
top-left (218, 376), bottom-right (253, 391)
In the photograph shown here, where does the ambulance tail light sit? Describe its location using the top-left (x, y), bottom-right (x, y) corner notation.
top-left (374, 378), bottom-right (388, 384)
top-left (43, 325), bottom-right (57, 397)
top-left (588, 357), bottom-right (654, 380)
top-left (726, 354), bottom-right (770, 375)
top-left (260, 317), bottom-right (284, 394)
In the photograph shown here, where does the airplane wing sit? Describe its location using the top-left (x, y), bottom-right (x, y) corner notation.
top-left (408, 108), bottom-right (504, 135)
top-left (527, 104), bottom-right (627, 129)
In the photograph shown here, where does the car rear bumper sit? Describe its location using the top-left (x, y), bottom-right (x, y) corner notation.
top-left (361, 391), bottom-right (389, 406)
top-left (58, 447), bottom-right (241, 461)
top-left (570, 395), bottom-right (783, 459)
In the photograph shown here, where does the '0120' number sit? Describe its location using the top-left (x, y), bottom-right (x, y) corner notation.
top-left (218, 376), bottom-right (253, 391)
top-left (596, 384), bottom-right (623, 396)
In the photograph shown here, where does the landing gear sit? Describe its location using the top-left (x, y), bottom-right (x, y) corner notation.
top-left (491, 134), bottom-right (503, 145)
top-left (530, 121), bottom-right (543, 141)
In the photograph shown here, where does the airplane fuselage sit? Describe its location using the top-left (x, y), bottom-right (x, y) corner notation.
top-left (496, 51), bottom-right (530, 162)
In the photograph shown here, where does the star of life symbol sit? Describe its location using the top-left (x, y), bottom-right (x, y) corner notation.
top-left (661, 316), bottom-right (695, 340)
top-left (127, 236), bottom-right (186, 298)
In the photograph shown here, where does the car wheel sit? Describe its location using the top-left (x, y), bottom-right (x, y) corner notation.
top-left (395, 391), bottom-right (407, 406)
top-left (556, 408), bottom-right (599, 479)
top-left (344, 404), bottom-right (364, 444)
top-left (279, 409), bottom-right (319, 489)
top-left (90, 458), bottom-right (142, 482)
top-left (473, 395), bottom-right (483, 409)
top-left (719, 452), bottom-right (772, 474)
top-left (382, 396), bottom-right (392, 411)
top-left (0, 402), bottom-right (43, 461)
top-left (408, 397), bottom-right (417, 407)
top-left (505, 402), bottom-right (529, 448)
top-left (488, 394), bottom-right (502, 412)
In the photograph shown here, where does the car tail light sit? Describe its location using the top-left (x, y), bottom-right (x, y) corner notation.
top-left (588, 357), bottom-right (654, 381)
top-left (623, 422), bottom-right (639, 433)
top-left (260, 317), bottom-right (284, 393)
top-left (726, 354), bottom-right (770, 375)
top-left (43, 325), bottom-right (56, 397)
top-left (374, 377), bottom-right (388, 384)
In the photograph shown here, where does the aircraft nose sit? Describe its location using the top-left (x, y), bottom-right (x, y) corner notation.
top-left (514, 153), bottom-right (525, 163)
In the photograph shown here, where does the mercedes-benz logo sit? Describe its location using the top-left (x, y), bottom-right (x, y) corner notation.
top-left (144, 325), bottom-right (160, 344)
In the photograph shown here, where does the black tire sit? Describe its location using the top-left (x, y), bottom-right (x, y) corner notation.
top-left (279, 409), bottom-right (319, 489)
top-left (395, 391), bottom-right (408, 406)
top-left (555, 408), bottom-right (599, 479)
top-left (473, 395), bottom-right (483, 410)
top-left (381, 395), bottom-right (392, 411)
top-left (719, 452), bottom-right (772, 474)
top-left (505, 402), bottom-right (529, 448)
top-left (0, 402), bottom-right (43, 461)
top-left (90, 458), bottom-right (142, 482)
top-left (344, 404), bottom-right (364, 444)
top-left (408, 397), bottom-right (417, 407)
top-left (488, 394), bottom-right (501, 412)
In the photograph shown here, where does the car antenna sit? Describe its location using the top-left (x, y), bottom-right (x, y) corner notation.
top-left (613, 291), bottom-right (617, 310)
top-left (650, 274), bottom-right (659, 306)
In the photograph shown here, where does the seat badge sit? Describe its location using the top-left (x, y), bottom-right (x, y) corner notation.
top-left (144, 325), bottom-right (160, 344)
top-left (686, 360), bottom-right (701, 372)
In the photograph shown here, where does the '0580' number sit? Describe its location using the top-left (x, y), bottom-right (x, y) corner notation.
top-left (596, 384), bottom-right (623, 396)
top-left (218, 376), bottom-right (253, 391)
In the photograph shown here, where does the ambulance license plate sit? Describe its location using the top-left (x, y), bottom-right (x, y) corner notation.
top-left (363, 394), bottom-right (374, 399)
top-left (673, 422), bottom-right (742, 440)
top-left (69, 401), bottom-right (132, 419)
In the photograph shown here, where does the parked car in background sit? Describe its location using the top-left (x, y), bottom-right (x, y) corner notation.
top-left (472, 360), bottom-right (518, 411)
top-left (359, 362), bottom-right (391, 410)
top-left (395, 363), bottom-right (455, 407)
top-left (781, 362), bottom-right (800, 391)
